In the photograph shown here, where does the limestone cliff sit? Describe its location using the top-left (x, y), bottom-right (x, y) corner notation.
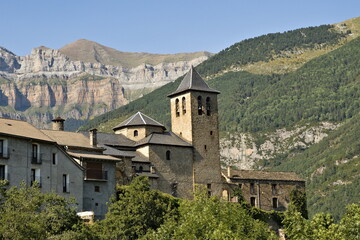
top-left (0, 42), bottom-right (210, 129)
top-left (220, 122), bottom-right (339, 170)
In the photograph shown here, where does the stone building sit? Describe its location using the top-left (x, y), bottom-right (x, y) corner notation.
top-left (222, 168), bottom-right (305, 211)
top-left (0, 118), bottom-right (84, 210)
top-left (0, 67), bottom-right (305, 214)
top-left (0, 117), bottom-right (123, 219)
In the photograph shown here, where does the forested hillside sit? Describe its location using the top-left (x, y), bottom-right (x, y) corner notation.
top-left (80, 19), bottom-right (360, 220)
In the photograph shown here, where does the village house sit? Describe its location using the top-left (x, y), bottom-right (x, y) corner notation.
top-left (0, 67), bottom-right (305, 214)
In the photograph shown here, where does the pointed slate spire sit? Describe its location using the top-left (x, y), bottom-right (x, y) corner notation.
top-left (167, 66), bottom-right (220, 97)
top-left (112, 112), bottom-right (166, 131)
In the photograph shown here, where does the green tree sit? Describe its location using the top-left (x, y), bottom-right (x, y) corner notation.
top-left (339, 203), bottom-right (360, 239)
top-left (95, 176), bottom-right (179, 240)
top-left (0, 181), bottom-right (80, 240)
top-left (144, 186), bottom-right (277, 240)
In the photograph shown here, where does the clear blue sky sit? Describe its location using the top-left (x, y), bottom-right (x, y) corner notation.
top-left (1, 0), bottom-right (359, 56)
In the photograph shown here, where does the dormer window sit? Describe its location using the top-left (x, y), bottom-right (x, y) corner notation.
top-left (134, 130), bottom-right (138, 137)
top-left (175, 98), bottom-right (180, 117)
top-left (182, 97), bottom-right (186, 114)
top-left (197, 96), bottom-right (202, 115)
top-left (206, 97), bottom-right (211, 116)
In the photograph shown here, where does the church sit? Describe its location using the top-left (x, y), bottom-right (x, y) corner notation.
top-left (0, 67), bottom-right (305, 219)
top-left (85, 66), bottom-right (305, 210)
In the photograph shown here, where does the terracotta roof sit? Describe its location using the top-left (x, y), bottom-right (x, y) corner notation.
top-left (113, 112), bottom-right (166, 131)
top-left (135, 131), bottom-right (192, 147)
top-left (226, 169), bottom-right (304, 182)
top-left (41, 129), bottom-right (98, 149)
top-left (168, 66), bottom-right (220, 97)
top-left (0, 118), bottom-right (54, 142)
top-left (67, 151), bottom-right (122, 162)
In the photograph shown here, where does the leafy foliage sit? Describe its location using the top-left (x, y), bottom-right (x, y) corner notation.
top-left (93, 176), bottom-right (179, 240)
top-left (0, 181), bottom-right (81, 240)
top-left (283, 202), bottom-right (360, 240)
top-left (143, 186), bottom-right (277, 240)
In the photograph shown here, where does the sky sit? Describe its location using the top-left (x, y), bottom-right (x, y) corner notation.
top-left (1, 0), bottom-right (360, 56)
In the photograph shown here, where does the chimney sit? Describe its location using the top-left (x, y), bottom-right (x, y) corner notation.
top-left (89, 128), bottom-right (97, 147)
top-left (51, 117), bottom-right (65, 131)
top-left (227, 166), bottom-right (232, 178)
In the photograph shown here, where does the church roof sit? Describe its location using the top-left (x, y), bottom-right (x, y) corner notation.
top-left (168, 66), bottom-right (220, 97)
top-left (113, 112), bottom-right (166, 131)
top-left (136, 131), bottom-right (192, 147)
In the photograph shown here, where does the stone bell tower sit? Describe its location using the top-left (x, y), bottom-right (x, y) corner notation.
top-left (168, 66), bottom-right (222, 196)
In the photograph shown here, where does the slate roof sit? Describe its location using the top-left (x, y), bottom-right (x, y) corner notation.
top-left (99, 144), bottom-right (135, 158)
top-left (113, 112), bottom-right (166, 131)
top-left (168, 66), bottom-right (220, 97)
top-left (135, 131), bottom-right (192, 147)
top-left (226, 169), bottom-right (304, 182)
top-left (0, 118), bottom-right (54, 142)
top-left (80, 131), bottom-right (136, 147)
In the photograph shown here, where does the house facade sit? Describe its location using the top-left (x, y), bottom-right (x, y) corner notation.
top-left (0, 118), bottom-right (84, 210)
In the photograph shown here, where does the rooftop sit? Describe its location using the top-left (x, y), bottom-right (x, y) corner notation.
top-left (113, 112), bottom-right (165, 131)
top-left (136, 131), bottom-right (192, 147)
top-left (225, 169), bottom-right (304, 182)
top-left (0, 118), bottom-right (54, 142)
top-left (168, 66), bottom-right (220, 97)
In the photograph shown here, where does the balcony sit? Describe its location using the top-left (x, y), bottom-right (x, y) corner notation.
top-left (0, 148), bottom-right (10, 159)
top-left (85, 170), bottom-right (108, 181)
top-left (31, 153), bottom-right (43, 164)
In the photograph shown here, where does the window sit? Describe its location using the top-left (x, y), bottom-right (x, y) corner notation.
top-left (250, 197), bottom-right (256, 207)
top-left (134, 130), bottom-right (138, 137)
top-left (250, 183), bottom-right (256, 195)
top-left (139, 166), bottom-right (143, 172)
top-left (0, 140), bottom-right (3, 157)
top-left (272, 184), bottom-right (278, 195)
top-left (0, 165), bottom-right (6, 180)
top-left (63, 174), bottom-right (69, 193)
top-left (0, 139), bottom-right (8, 158)
top-left (206, 97), bottom-right (211, 116)
top-left (210, 131), bottom-right (213, 135)
top-left (95, 186), bottom-right (100, 192)
top-left (207, 184), bottom-right (212, 197)
top-left (197, 96), bottom-right (202, 115)
top-left (52, 153), bottom-right (57, 165)
top-left (166, 150), bottom-right (171, 160)
top-left (272, 198), bottom-right (278, 208)
top-left (31, 169), bottom-right (41, 187)
top-left (31, 144), bottom-right (41, 163)
top-left (175, 98), bottom-right (180, 117)
top-left (182, 97), bottom-right (186, 114)
top-left (204, 145), bottom-right (207, 150)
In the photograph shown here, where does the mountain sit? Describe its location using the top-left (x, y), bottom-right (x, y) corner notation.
top-left (60, 39), bottom-right (213, 68)
top-left (0, 40), bottom-right (211, 129)
top-left (80, 17), bottom-right (360, 219)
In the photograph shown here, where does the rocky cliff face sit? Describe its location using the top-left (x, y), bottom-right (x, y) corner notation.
top-left (220, 122), bottom-right (339, 169)
top-left (0, 45), bottom-right (210, 129)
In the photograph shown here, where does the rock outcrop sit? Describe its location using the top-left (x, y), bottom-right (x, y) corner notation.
top-left (0, 43), bottom-right (210, 129)
top-left (220, 122), bottom-right (339, 169)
